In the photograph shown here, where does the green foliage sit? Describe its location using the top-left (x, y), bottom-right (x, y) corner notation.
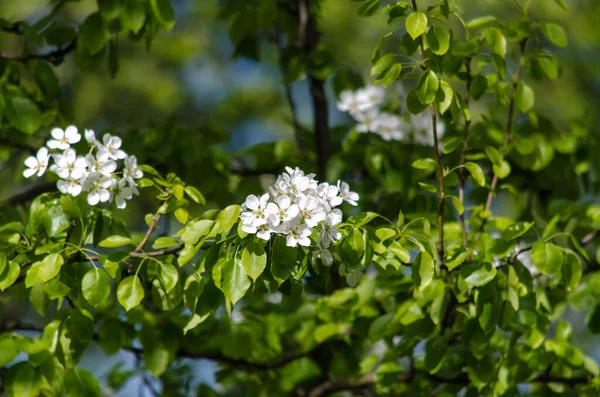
top-left (0, 0), bottom-right (599, 396)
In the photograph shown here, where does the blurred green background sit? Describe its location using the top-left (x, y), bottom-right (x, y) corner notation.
top-left (1, 0), bottom-right (599, 394)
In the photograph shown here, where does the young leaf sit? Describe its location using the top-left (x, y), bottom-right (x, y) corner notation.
top-left (82, 268), bottom-right (111, 307)
top-left (541, 23), bottom-right (567, 48)
top-left (240, 239), bottom-right (267, 281)
top-left (149, 0), bottom-right (175, 31)
top-left (416, 70), bottom-right (439, 105)
top-left (99, 235), bottom-right (133, 248)
top-left (370, 54), bottom-right (394, 77)
top-left (516, 82), bottom-right (535, 113)
top-left (218, 259), bottom-right (251, 305)
top-left (436, 81), bottom-right (453, 114)
top-left (464, 162), bottom-right (485, 186)
top-left (406, 11), bottom-right (427, 39)
top-left (117, 276), bottom-right (144, 311)
top-left (426, 25), bottom-right (450, 55)
top-left (40, 253), bottom-right (64, 282)
top-left (79, 13), bottom-right (109, 55)
top-left (120, 0), bottom-right (146, 33)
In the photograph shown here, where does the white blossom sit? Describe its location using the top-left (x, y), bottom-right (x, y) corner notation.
top-left (123, 155), bottom-right (143, 184)
top-left (354, 109), bottom-right (381, 133)
top-left (85, 129), bottom-right (100, 147)
top-left (337, 90), bottom-right (363, 113)
top-left (23, 147), bottom-right (50, 178)
top-left (375, 113), bottom-right (405, 141)
top-left (112, 178), bottom-right (133, 209)
top-left (85, 153), bottom-right (117, 177)
top-left (57, 178), bottom-right (83, 197)
top-left (98, 133), bottom-right (126, 160)
top-left (50, 149), bottom-right (87, 180)
top-left (46, 126), bottom-right (81, 150)
top-left (83, 173), bottom-right (113, 206)
top-left (338, 182), bottom-right (359, 206)
top-left (240, 167), bottom-right (358, 266)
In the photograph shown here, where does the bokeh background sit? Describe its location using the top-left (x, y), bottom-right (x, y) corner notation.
top-left (1, 0), bottom-right (599, 395)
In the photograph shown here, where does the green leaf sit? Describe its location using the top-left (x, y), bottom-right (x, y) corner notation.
top-left (64, 368), bottom-right (101, 397)
top-left (406, 89), bottom-right (428, 114)
top-left (42, 278), bottom-right (71, 299)
top-left (117, 276), bottom-right (144, 311)
top-left (40, 253), bottom-right (64, 282)
top-left (493, 160), bottom-right (511, 179)
top-left (466, 16), bottom-right (497, 29)
top-left (99, 235), bottom-right (133, 248)
top-left (464, 162), bottom-right (485, 187)
top-left (218, 259), bottom-right (251, 305)
top-left (541, 23), bottom-right (567, 47)
top-left (490, 54), bottom-right (506, 80)
top-left (215, 205), bottom-right (241, 233)
top-left (412, 158), bottom-right (435, 170)
top-left (6, 97), bottom-right (41, 135)
top-left (380, 64), bottom-right (402, 87)
top-left (185, 186), bottom-right (206, 205)
top-left (562, 252), bottom-right (582, 291)
top-left (426, 25), bottom-right (450, 55)
top-left (241, 239), bottom-right (267, 281)
top-left (406, 11), bottom-right (427, 39)
top-left (412, 251), bottom-right (434, 290)
top-left (370, 54), bottom-right (394, 77)
top-left (587, 304), bottom-right (600, 334)
top-left (416, 70), bottom-right (439, 104)
top-left (79, 13), bottom-right (109, 55)
top-left (471, 74), bottom-right (488, 101)
top-left (503, 222), bottom-right (534, 240)
top-left (149, 0), bottom-right (175, 31)
top-left (82, 268), bottom-right (111, 307)
top-left (152, 237), bottom-right (180, 249)
top-left (98, 0), bottom-right (122, 20)
top-left (436, 81), bottom-right (453, 114)
top-left (314, 323), bottom-right (345, 343)
top-left (531, 241), bottom-right (564, 276)
top-left (460, 262), bottom-right (497, 287)
top-left (121, 0), bottom-right (146, 33)
top-left (368, 313), bottom-right (393, 342)
top-left (516, 82), bottom-right (535, 113)
top-left (552, 0), bottom-right (568, 10)
top-left (358, 0), bottom-right (380, 17)
top-left (450, 196), bottom-right (464, 215)
top-left (418, 182), bottom-right (437, 193)
top-left (13, 363), bottom-right (42, 397)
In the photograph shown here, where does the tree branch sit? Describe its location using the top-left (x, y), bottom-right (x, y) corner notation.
top-left (0, 182), bottom-right (56, 207)
top-left (0, 39), bottom-right (77, 66)
top-left (412, 0), bottom-right (445, 268)
top-left (458, 57), bottom-right (472, 250)
top-left (581, 230), bottom-right (599, 247)
top-left (483, 39), bottom-right (527, 216)
top-left (1, 21), bottom-right (26, 35)
top-left (299, 0), bottom-right (330, 181)
top-left (133, 211), bottom-right (162, 253)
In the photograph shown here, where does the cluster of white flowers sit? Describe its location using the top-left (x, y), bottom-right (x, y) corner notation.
top-left (23, 126), bottom-right (143, 209)
top-left (240, 167), bottom-right (359, 266)
top-left (337, 84), bottom-right (445, 144)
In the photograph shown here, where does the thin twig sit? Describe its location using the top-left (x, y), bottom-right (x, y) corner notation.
top-left (0, 39), bottom-right (77, 66)
top-left (483, 39), bottom-right (528, 215)
top-left (133, 211), bottom-right (161, 253)
top-left (1, 21), bottom-right (26, 35)
top-left (581, 230), bottom-right (599, 247)
top-left (458, 57), bottom-right (472, 250)
top-left (412, 0), bottom-right (445, 268)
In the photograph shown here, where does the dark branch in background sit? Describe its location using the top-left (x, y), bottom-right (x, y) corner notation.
top-left (298, 0), bottom-right (330, 181)
top-left (0, 38), bottom-right (77, 66)
top-left (483, 38), bottom-right (528, 217)
top-left (0, 182), bottom-right (56, 207)
top-left (581, 230), bottom-right (599, 247)
top-left (0, 136), bottom-right (38, 154)
top-left (276, 27), bottom-right (304, 154)
top-left (458, 57), bottom-right (472, 250)
top-left (412, 0), bottom-right (445, 268)
top-left (1, 21), bottom-right (26, 35)
top-left (304, 369), bottom-right (591, 397)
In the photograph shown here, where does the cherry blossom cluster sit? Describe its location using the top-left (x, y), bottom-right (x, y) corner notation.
top-left (240, 167), bottom-right (359, 266)
top-left (23, 126), bottom-right (143, 208)
top-left (336, 84), bottom-right (445, 145)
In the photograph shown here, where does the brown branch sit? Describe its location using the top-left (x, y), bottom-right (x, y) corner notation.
top-left (0, 38), bottom-right (77, 66)
top-left (0, 182), bottom-right (56, 207)
top-left (581, 230), bottom-right (599, 247)
top-left (299, 0), bottom-right (330, 181)
top-left (483, 38), bottom-right (528, 215)
top-left (1, 21), bottom-right (26, 35)
top-left (133, 211), bottom-right (161, 253)
top-left (0, 136), bottom-right (37, 154)
top-left (412, 0), bottom-right (445, 268)
top-left (458, 57), bottom-right (472, 250)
